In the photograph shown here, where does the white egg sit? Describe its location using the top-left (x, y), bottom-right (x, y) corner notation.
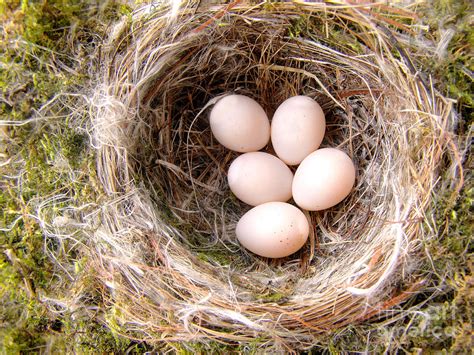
top-left (271, 95), bottom-right (326, 165)
top-left (228, 152), bottom-right (293, 206)
top-left (236, 202), bottom-right (310, 258)
top-left (292, 148), bottom-right (356, 211)
top-left (210, 94), bottom-right (270, 152)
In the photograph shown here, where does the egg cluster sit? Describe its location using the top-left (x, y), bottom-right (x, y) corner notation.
top-left (210, 94), bottom-right (355, 258)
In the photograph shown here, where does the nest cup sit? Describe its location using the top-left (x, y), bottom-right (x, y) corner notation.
top-left (90, 2), bottom-right (460, 349)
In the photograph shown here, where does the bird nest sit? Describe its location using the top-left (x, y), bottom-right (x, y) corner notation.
top-left (86, 1), bottom-right (461, 350)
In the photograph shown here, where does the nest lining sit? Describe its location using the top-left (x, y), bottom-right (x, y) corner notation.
top-left (86, 1), bottom-right (460, 349)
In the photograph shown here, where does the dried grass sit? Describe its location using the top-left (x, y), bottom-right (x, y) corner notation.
top-left (53, 1), bottom-right (463, 350)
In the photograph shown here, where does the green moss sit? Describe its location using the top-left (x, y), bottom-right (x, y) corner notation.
top-left (287, 12), bottom-right (366, 56)
top-left (408, 177), bottom-right (472, 352)
top-left (255, 291), bottom-right (287, 303)
top-left (197, 249), bottom-right (234, 266)
top-left (168, 340), bottom-right (260, 354)
top-left (420, 0), bottom-right (473, 122)
top-left (288, 15), bottom-right (308, 39)
top-left (0, 0), bottom-right (129, 353)
top-left (431, 184), bottom-right (472, 279)
top-left (0, 251), bottom-right (51, 353)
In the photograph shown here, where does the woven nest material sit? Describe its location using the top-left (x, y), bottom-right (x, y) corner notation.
top-left (87, 1), bottom-right (461, 350)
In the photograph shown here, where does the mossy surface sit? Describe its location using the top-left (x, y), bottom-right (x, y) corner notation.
top-left (0, 0), bottom-right (134, 353)
top-left (0, 0), bottom-right (471, 353)
top-left (421, 0), bottom-right (473, 122)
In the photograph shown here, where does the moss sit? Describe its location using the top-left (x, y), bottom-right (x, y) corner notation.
top-left (197, 249), bottom-right (234, 266)
top-left (287, 12), bottom-right (366, 56)
top-left (168, 340), bottom-right (260, 354)
top-left (0, 0), bottom-right (130, 353)
top-left (420, 0), bottom-right (473, 122)
top-left (288, 15), bottom-right (308, 39)
top-left (255, 291), bottom-right (287, 303)
top-left (406, 178), bottom-right (473, 352)
top-left (0, 251), bottom-right (51, 353)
